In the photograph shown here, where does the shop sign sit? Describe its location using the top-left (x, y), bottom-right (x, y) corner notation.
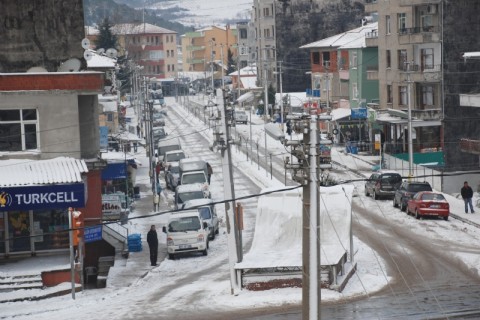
top-left (351, 108), bottom-right (368, 119)
top-left (84, 225), bottom-right (103, 243)
top-left (0, 183), bottom-right (85, 211)
top-left (102, 194), bottom-right (122, 220)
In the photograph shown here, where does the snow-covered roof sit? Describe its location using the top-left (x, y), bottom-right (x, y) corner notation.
top-left (463, 52), bottom-right (480, 59)
top-left (300, 22), bottom-right (378, 50)
top-left (276, 92), bottom-right (307, 107)
top-left (86, 50), bottom-right (117, 69)
top-left (241, 76), bottom-right (259, 89)
top-left (0, 157), bottom-right (88, 187)
top-left (112, 23), bottom-right (176, 35)
top-left (176, 183), bottom-right (207, 192)
top-left (99, 95), bottom-right (118, 112)
top-left (331, 108), bottom-right (352, 121)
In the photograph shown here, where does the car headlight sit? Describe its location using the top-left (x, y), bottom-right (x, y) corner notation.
top-left (167, 237), bottom-right (174, 246)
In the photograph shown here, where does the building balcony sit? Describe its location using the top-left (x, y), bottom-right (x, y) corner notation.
top-left (460, 93), bottom-right (480, 108)
top-left (187, 58), bottom-right (205, 64)
top-left (365, 30), bottom-right (378, 47)
top-left (186, 45), bottom-right (205, 52)
top-left (398, 26), bottom-right (441, 44)
top-left (410, 108), bottom-right (442, 121)
top-left (460, 139), bottom-right (480, 155)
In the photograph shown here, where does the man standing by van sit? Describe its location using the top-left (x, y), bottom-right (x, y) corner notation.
top-left (147, 225), bottom-right (159, 266)
top-left (461, 181), bottom-right (475, 214)
top-left (207, 162), bottom-right (213, 184)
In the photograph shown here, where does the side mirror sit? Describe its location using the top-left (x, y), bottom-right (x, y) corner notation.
top-left (203, 221), bottom-right (208, 229)
top-left (162, 226), bottom-right (167, 233)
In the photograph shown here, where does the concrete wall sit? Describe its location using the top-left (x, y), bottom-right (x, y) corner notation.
top-left (0, 0), bottom-right (86, 73)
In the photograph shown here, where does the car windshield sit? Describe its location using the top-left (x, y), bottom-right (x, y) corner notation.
top-left (166, 152), bottom-right (185, 162)
top-left (182, 173), bottom-right (206, 184)
top-left (198, 207), bottom-right (211, 219)
top-left (422, 193), bottom-right (445, 201)
top-left (168, 166), bottom-right (180, 174)
top-left (178, 191), bottom-right (205, 204)
top-left (408, 184), bottom-right (432, 192)
top-left (168, 217), bottom-right (201, 232)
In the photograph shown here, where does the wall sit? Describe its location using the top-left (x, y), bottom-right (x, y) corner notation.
top-left (0, 0), bottom-right (86, 73)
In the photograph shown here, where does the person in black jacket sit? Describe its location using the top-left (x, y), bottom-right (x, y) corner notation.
top-left (461, 181), bottom-right (475, 214)
top-left (147, 225), bottom-right (159, 266)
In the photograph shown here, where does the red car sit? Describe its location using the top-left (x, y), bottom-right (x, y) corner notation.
top-left (407, 191), bottom-right (450, 220)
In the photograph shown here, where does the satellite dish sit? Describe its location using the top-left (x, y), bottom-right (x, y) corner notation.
top-left (81, 38), bottom-right (91, 49)
top-left (106, 48), bottom-right (118, 58)
top-left (27, 66), bottom-right (48, 73)
top-left (97, 48), bottom-right (105, 55)
top-left (84, 50), bottom-right (94, 61)
top-left (57, 58), bottom-right (81, 72)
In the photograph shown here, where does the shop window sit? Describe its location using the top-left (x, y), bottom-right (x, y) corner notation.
top-left (33, 209), bottom-right (69, 250)
top-left (0, 109), bottom-right (38, 151)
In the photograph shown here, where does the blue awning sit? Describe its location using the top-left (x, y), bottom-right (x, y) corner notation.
top-left (101, 160), bottom-right (136, 180)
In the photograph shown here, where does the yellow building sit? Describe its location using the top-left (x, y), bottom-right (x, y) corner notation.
top-left (182, 25), bottom-right (238, 73)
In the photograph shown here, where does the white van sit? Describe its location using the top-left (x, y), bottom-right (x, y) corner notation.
top-left (174, 183), bottom-right (210, 210)
top-left (162, 210), bottom-right (209, 260)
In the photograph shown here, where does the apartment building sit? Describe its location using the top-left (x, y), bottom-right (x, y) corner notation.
top-left (181, 25), bottom-right (238, 75)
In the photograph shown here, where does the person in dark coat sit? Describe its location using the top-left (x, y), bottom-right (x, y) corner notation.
top-left (206, 162), bottom-right (213, 184)
top-left (147, 225), bottom-right (159, 266)
top-left (461, 181), bottom-right (475, 214)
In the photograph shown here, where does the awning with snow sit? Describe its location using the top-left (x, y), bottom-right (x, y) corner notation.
top-left (236, 91), bottom-right (254, 104)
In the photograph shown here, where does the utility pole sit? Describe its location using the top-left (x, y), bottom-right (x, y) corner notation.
top-left (216, 88), bottom-right (241, 294)
top-left (278, 61), bottom-right (284, 131)
top-left (406, 61), bottom-right (414, 179)
top-left (237, 43), bottom-right (242, 102)
top-left (210, 40), bottom-right (215, 93)
top-left (263, 63), bottom-right (269, 177)
top-left (220, 44), bottom-right (225, 88)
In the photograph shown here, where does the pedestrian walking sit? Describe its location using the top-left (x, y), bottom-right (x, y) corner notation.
top-left (461, 181), bottom-right (475, 213)
top-left (206, 162), bottom-right (213, 184)
top-left (137, 125), bottom-right (141, 138)
top-left (147, 225), bottom-right (159, 266)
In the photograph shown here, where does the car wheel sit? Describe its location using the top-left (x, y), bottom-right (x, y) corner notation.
top-left (373, 190), bottom-right (379, 200)
top-left (400, 201), bottom-right (406, 212)
top-left (365, 186), bottom-right (370, 197)
top-left (444, 215), bottom-right (449, 221)
top-left (210, 232), bottom-right (215, 240)
top-left (215, 227), bottom-right (219, 235)
top-left (415, 210), bottom-right (421, 220)
top-left (202, 248), bottom-right (208, 256)
top-left (168, 254), bottom-right (175, 260)
top-left (393, 197), bottom-right (398, 208)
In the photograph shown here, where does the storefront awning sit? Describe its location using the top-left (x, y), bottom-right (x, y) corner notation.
top-left (236, 91), bottom-right (254, 104)
top-left (0, 157), bottom-right (88, 187)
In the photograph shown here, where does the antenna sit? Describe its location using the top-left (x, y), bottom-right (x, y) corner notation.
top-left (97, 48), bottom-right (105, 55)
top-left (84, 50), bottom-right (94, 61)
top-left (81, 38), bottom-right (91, 50)
top-left (57, 58), bottom-right (81, 72)
top-left (106, 48), bottom-right (118, 58)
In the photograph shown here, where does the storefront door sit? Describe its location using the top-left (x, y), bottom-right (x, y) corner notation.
top-left (8, 211), bottom-right (30, 253)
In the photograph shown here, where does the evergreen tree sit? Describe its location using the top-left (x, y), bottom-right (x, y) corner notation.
top-left (95, 18), bottom-right (118, 51)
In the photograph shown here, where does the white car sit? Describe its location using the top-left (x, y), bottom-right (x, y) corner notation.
top-left (162, 210), bottom-right (209, 260)
top-left (183, 199), bottom-right (219, 240)
top-left (234, 110), bottom-right (248, 124)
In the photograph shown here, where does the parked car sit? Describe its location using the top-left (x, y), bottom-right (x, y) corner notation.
top-left (165, 162), bottom-right (181, 190)
top-left (174, 183), bottom-right (210, 210)
top-left (152, 127), bottom-right (167, 143)
top-left (152, 112), bottom-right (165, 126)
top-left (393, 181), bottom-right (433, 211)
top-left (182, 199), bottom-right (219, 240)
top-left (162, 209), bottom-right (209, 260)
top-left (234, 110), bottom-right (248, 124)
top-left (364, 171), bottom-right (402, 200)
top-left (407, 191), bottom-right (450, 220)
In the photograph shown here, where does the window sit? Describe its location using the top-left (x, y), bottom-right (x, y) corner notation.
top-left (172, 64), bottom-right (175, 72)
top-left (386, 15), bottom-right (391, 34)
top-left (421, 85), bottom-right (434, 107)
top-left (387, 85), bottom-right (393, 103)
top-left (264, 28), bottom-right (271, 38)
top-left (398, 13), bottom-right (406, 32)
top-left (421, 14), bottom-right (433, 31)
top-left (0, 109), bottom-right (38, 151)
top-left (107, 113), bottom-right (114, 122)
top-left (399, 86), bottom-right (408, 105)
top-left (322, 52), bottom-right (331, 68)
top-left (351, 52), bottom-right (358, 68)
top-left (263, 7), bottom-right (270, 16)
top-left (386, 50), bottom-right (391, 68)
top-left (312, 52), bottom-right (320, 65)
top-left (421, 48), bottom-right (434, 70)
top-left (240, 29), bottom-right (247, 39)
top-left (167, 50), bottom-right (170, 58)
top-left (398, 49), bottom-right (407, 70)
top-left (352, 82), bottom-right (358, 99)
top-left (168, 65), bottom-right (171, 72)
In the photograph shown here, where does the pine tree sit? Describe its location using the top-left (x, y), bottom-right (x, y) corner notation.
top-left (95, 18), bottom-right (118, 51)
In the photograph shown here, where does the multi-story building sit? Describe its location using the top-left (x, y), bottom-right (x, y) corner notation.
top-left (252, 0), bottom-right (277, 90)
top-left (364, 1), bottom-right (443, 156)
top-left (114, 23), bottom-right (178, 80)
top-left (181, 25), bottom-right (238, 75)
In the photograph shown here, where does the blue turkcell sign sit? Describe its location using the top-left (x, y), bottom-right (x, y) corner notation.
top-left (306, 88), bottom-right (312, 96)
top-left (0, 183), bottom-right (85, 211)
top-left (351, 108), bottom-right (368, 119)
top-left (84, 225), bottom-right (103, 243)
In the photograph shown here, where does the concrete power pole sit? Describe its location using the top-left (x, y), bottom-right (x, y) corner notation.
top-left (217, 88), bottom-right (241, 295)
